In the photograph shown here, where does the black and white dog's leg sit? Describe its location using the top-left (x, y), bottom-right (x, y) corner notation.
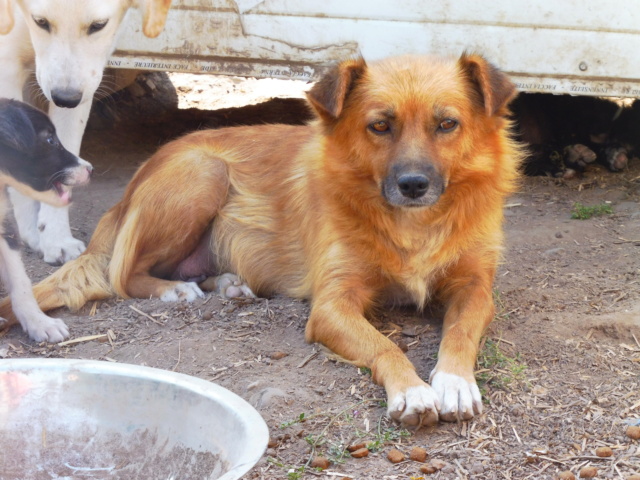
top-left (0, 236), bottom-right (69, 342)
top-left (33, 101), bottom-right (93, 265)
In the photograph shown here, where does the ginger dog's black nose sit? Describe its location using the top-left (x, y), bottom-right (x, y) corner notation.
top-left (397, 173), bottom-right (429, 199)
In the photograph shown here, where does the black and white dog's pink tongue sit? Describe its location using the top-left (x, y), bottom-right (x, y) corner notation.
top-left (54, 182), bottom-right (72, 204)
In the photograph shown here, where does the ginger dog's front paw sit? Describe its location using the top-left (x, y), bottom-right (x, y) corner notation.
top-left (430, 371), bottom-right (483, 422)
top-left (387, 384), bottom-right (440, 428)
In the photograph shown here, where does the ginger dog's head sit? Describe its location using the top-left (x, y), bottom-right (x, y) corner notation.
top-left (307, 53), bottom-right (521, 210)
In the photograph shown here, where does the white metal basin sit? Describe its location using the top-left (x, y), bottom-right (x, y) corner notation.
top-left (0, 359), bottom-right (268, 480)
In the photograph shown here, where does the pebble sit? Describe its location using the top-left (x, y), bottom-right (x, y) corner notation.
top-left (469, 462), bottom-right (485, 475)
top-left (310, 456), bottom-right (331, 470)
top-left (579, 466), bottom-right (597, 478)
top-left (595, 446), bottom-right (613, 457)
top-left (270, 351), bottom-right (288, 360)
top-left (350, 448), bottom-right (369, 458)
top-left (387, 448), bottom-right (405, 463)
top-left (267, 438), bottom-right (279, 448)
top-left (409, 446), bottom-right (428, 463)
top-left (430, 459), bottom-right (447, 470)
top-left (626, 425), bottom-right (640, 440)
top-left (249, 387), bottom-right (289, 410)
top-left (557, 471), bottom-right (576, 480)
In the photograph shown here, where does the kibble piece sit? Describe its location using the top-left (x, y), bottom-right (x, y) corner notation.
top-left (270, 351), bottom-right (288, 360)
top-left (350, 447), bottom-right (369, 458)
top-left (267, 438), bottom-right (279, 448)
top-left (420, 465), bottom-right (437, 474)
top-left (387, 448), bottom-right (405, 464)
top-left (557, 471), bottom-right (576, 480)
top-left (310, 457), bottom-right (331, 470)
top-left (595, 446), bottom-right (613, 457)
top-left (347, 443), bottom-right (366, 452)
top-left (626, 425), bottom-right (640, 440)
top-left (409, 446), bottom-right (428, 463)
top-left (579, 466), bottom-right (597, 478)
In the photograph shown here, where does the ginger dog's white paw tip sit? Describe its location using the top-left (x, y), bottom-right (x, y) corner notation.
top-left (388, 385), bottom-right (440, 428)
top-left (160, 282), bottom-right (204, 302)
top-left (430, 371), bottom-right (483, 422)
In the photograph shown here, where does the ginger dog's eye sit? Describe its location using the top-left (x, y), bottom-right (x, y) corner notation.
top-left (88, 20), bottom-right (108, 35)
top-left (369, 121), bottom-right (390, 134)
top-left (33, 16), bottom-right (51, 32)
top-left (438, 118), bottom-right (458, 132)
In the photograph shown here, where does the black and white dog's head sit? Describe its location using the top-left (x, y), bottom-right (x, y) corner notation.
top-left (0, 99), bottom-right (92, 206)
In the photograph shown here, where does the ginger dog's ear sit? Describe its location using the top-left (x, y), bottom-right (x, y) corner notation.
top-left (307, 57), bottom-right (367, 122)
top-left (139, 0), bottom-right (171, 38)
top-left (459, 53), bottom-right (516, 117)
top-left (0, 0), bottom-right (15, 35)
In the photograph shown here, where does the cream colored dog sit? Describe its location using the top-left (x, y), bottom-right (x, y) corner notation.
top-left (0, 0), bottom-right (171, 265)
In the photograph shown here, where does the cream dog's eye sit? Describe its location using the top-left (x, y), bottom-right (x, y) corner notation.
top-left (88, 20), bottom-right (108, 35)
top-left (32, 16), bottom-right (51, 32)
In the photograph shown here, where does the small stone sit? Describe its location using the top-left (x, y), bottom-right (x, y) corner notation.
top-left (270, 351), bottom-right (288, 360)
top-left (595, 446), bottom-right (613, 457)
top-left (201, 311), bottom-right (213, 320)
top-left (409, 446), bottom-right (428, 463)
top-left (347, 443), bottom-right (366, 452)
top-left (249, 387), bottom-right (289, 410)
top-left (387, 448), bottom-right (405, 464)
top-left (430, 458), bottom-right (447, 470)
top-left (267, 438), bottom-right (279, 448)
top-left (557, 471), bottom-right (576, 480)
top-left (626, 425), bottom-right (640, 440)
top-left (579, 466), bottom-right (597, 478)
top-left (310, 456), bottom-right (331, 470)
top-left (350, 448), bottom-right (369, 458)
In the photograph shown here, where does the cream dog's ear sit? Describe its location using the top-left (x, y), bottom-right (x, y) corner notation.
top-left (139, 0), bottom-right (171, 38)
top-left (0, 0), bottom-right (15, 35)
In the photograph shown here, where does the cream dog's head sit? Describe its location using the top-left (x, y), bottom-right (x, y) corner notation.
top-left (0, 0), bottom-right (171, 108)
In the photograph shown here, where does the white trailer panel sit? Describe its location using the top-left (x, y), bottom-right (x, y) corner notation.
top-left (110, 1), bottom-right (640, 97)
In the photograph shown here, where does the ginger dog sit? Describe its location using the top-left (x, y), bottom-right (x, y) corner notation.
top-left (0, 54), bottom-right (522, 426)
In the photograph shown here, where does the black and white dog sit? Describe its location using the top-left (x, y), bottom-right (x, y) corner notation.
top-left (0, 99), bottom-right (91, 341)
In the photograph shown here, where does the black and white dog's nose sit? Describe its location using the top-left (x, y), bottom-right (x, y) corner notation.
top-left (51, 89), bottom-right (83, 108)
top-left (397, 173), bottom-right (429, 199)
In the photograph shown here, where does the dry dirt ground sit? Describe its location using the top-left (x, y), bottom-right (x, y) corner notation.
top-left (2, 73), bottom-right (640, 480)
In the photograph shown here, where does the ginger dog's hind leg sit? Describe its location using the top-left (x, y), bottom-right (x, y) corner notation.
top-left (109, 148), bottom-right (231, 302)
